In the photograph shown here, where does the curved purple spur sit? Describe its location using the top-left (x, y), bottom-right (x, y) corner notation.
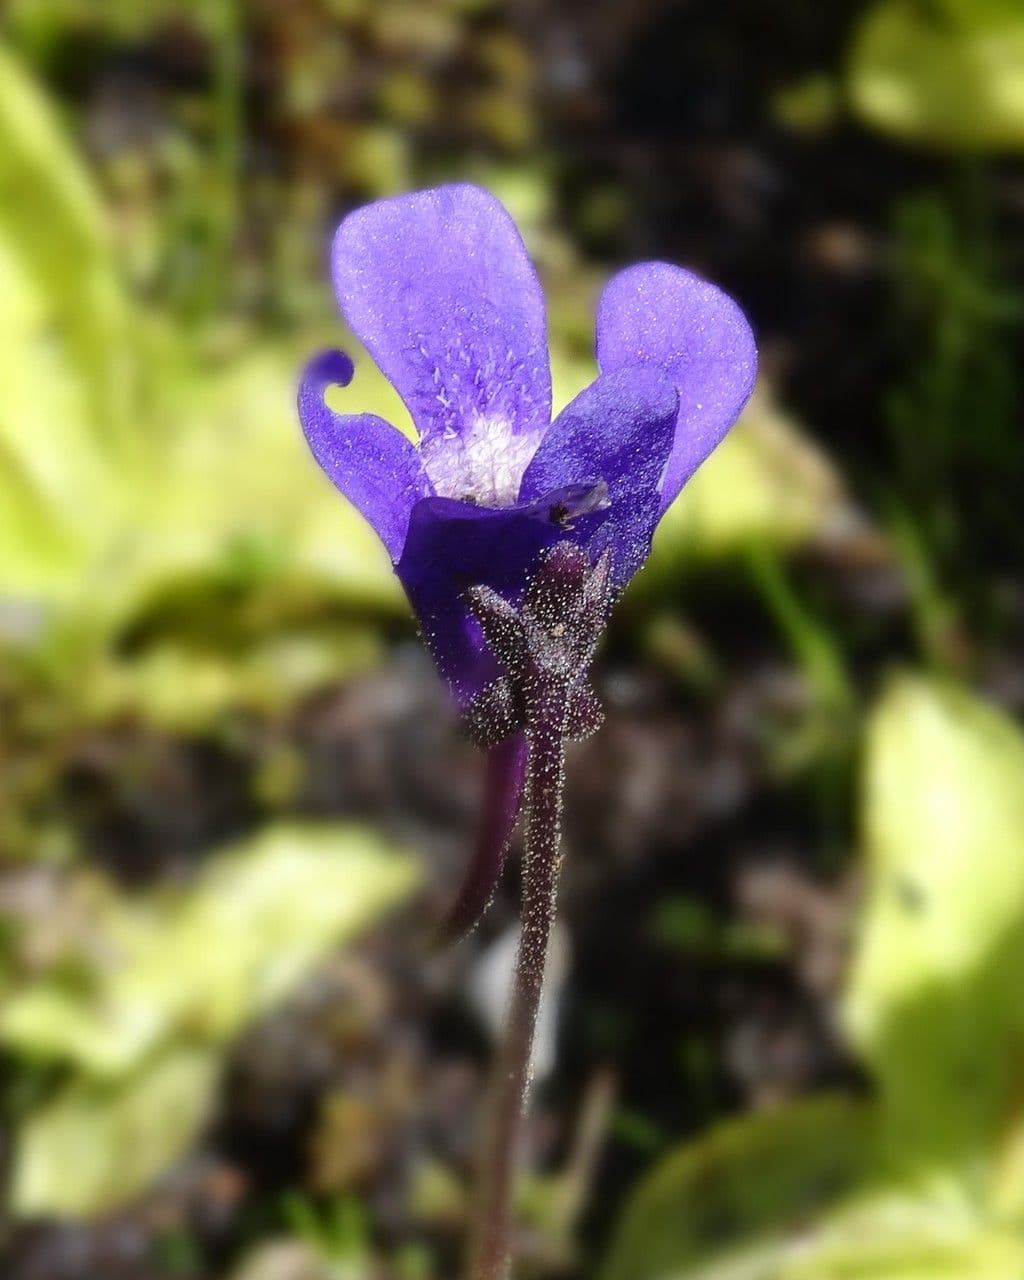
top-left (297, 182), bottom-right (757, 932)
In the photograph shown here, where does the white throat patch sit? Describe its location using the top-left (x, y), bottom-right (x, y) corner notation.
top-left (421, 416), bottom-right (542, 507)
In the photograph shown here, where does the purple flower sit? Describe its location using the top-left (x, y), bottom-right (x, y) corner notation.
top-left (298, 183), bottom-right (755, 706)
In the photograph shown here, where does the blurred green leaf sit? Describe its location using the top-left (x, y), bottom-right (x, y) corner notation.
top-left (845, 676), bottom-right (1024, 1202)
top-left (638, 387), bottom-right (850, 593)
top-left (42, 328), bottom-right (400, 628)
top-left (600, 1095), bottom-right (876, 1280)
top-left (141, 340), bottom-right (404, 621)
top-left (12, 1045), bottom-right (219, 1219)
top-left (781, 1206), bottom-right (1024, 1279)
top-left (79, 631), bottom-right (382, 733)
top-left (601, 677), bottom-right (1024, 1276)
top-left (2, 823), bottom-right (419, 1076)
top-left (848, 0), bottom-right (1024, 151)
top-left (0, 48), bottom-right (400, 654)
top-left (601, 1092), bottom-right (1024, 1278)
top-left (5, 0), bottom-right (229, 46)
top-left (0, 41), bottom-right (134, 597)
top-left (745, 545), bottom-right (854, 717)
top-left (0, 41), bottom-right (130, 432)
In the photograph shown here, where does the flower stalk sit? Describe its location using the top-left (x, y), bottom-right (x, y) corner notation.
top-left (462, 542), bottom-right (612, 1280)
top-left (468, 720), bottom-right (565, 1280)
top-left (295, 180), bottom-right (756, 1279)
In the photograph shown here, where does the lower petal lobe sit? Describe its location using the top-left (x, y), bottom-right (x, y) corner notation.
top-left (519, 367), bottom-right (678, 587)
top-left (396, 497), bottom-right (568, 705)
top-left (298, 349), bottom-right (430, 561)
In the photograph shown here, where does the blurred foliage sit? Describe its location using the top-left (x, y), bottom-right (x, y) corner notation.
top-left (14, 1045), bottom-right (221, 1221)
top-left (2, 0), bottom-right (539, 323)
top-left (0, 42), bottom-right (398, 613)
top-left (602, 676), bottom-right (1024, 1278)
top-left (5, 823), bottom-right (419, 1215)
top-left (848, 0), bottom-right (1024, 151)
top-left (0, 39), bottom-right (135, 594)
top-left (846, 677), bottom-right (1024, 1204)
top-left (884, 184), bottom-right (1022, 634)
top-left (600, 1095), bottom-right (877, 1280)
top-left (643, 385), bottom-right (854, 578)
top-left (0, 38), bottom-right (413, 811)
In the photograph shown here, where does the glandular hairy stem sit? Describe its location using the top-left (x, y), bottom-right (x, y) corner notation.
top-left (467, 718), bottom-right (566, 1280)
top-left (462, 542), bottom-right (613, 1280)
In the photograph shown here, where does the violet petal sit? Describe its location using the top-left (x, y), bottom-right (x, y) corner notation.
top-left (596, 262), bottom-right (757, 512)
top-left (518, 366), bottom-right (679, 586)
top-left (331, 184), bottom-right (551, 497)
top-left (396, 496), bottom-right (569, 704)
top-left (298, 349), bottom-right (430, 561)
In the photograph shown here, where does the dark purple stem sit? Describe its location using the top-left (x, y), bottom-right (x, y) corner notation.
top-left (460, 542), bottom-right (611, 1279)
top-left (468, 715), bottom-right (566, 1280)
top-left (439, 733), bottom-right (529, 943)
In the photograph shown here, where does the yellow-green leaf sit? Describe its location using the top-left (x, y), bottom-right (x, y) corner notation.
top-left (845, 676), bottom-right (1024, 1197)
top-left (0, 42), bottom-right (132, 595)
top-left (848, 0), bottom-right (1024, 151)
top-left (12, 1046), bottom-right (220, 1219)
top-left (783, 1221), bottom-right (1024, 1280)
top-left (2, 823), bottom-right (419, 1076)
top-left (600, 1095), bottom-right (876, 1280)
top-left (639, 386), bottom-right (848, 593)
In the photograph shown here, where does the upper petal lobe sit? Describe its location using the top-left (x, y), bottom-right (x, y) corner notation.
top-left (331, 184), bottom-right (552, 484)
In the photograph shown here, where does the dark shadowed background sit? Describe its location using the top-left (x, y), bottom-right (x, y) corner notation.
top-left (3, 2), bottom-right (1024, 1277)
